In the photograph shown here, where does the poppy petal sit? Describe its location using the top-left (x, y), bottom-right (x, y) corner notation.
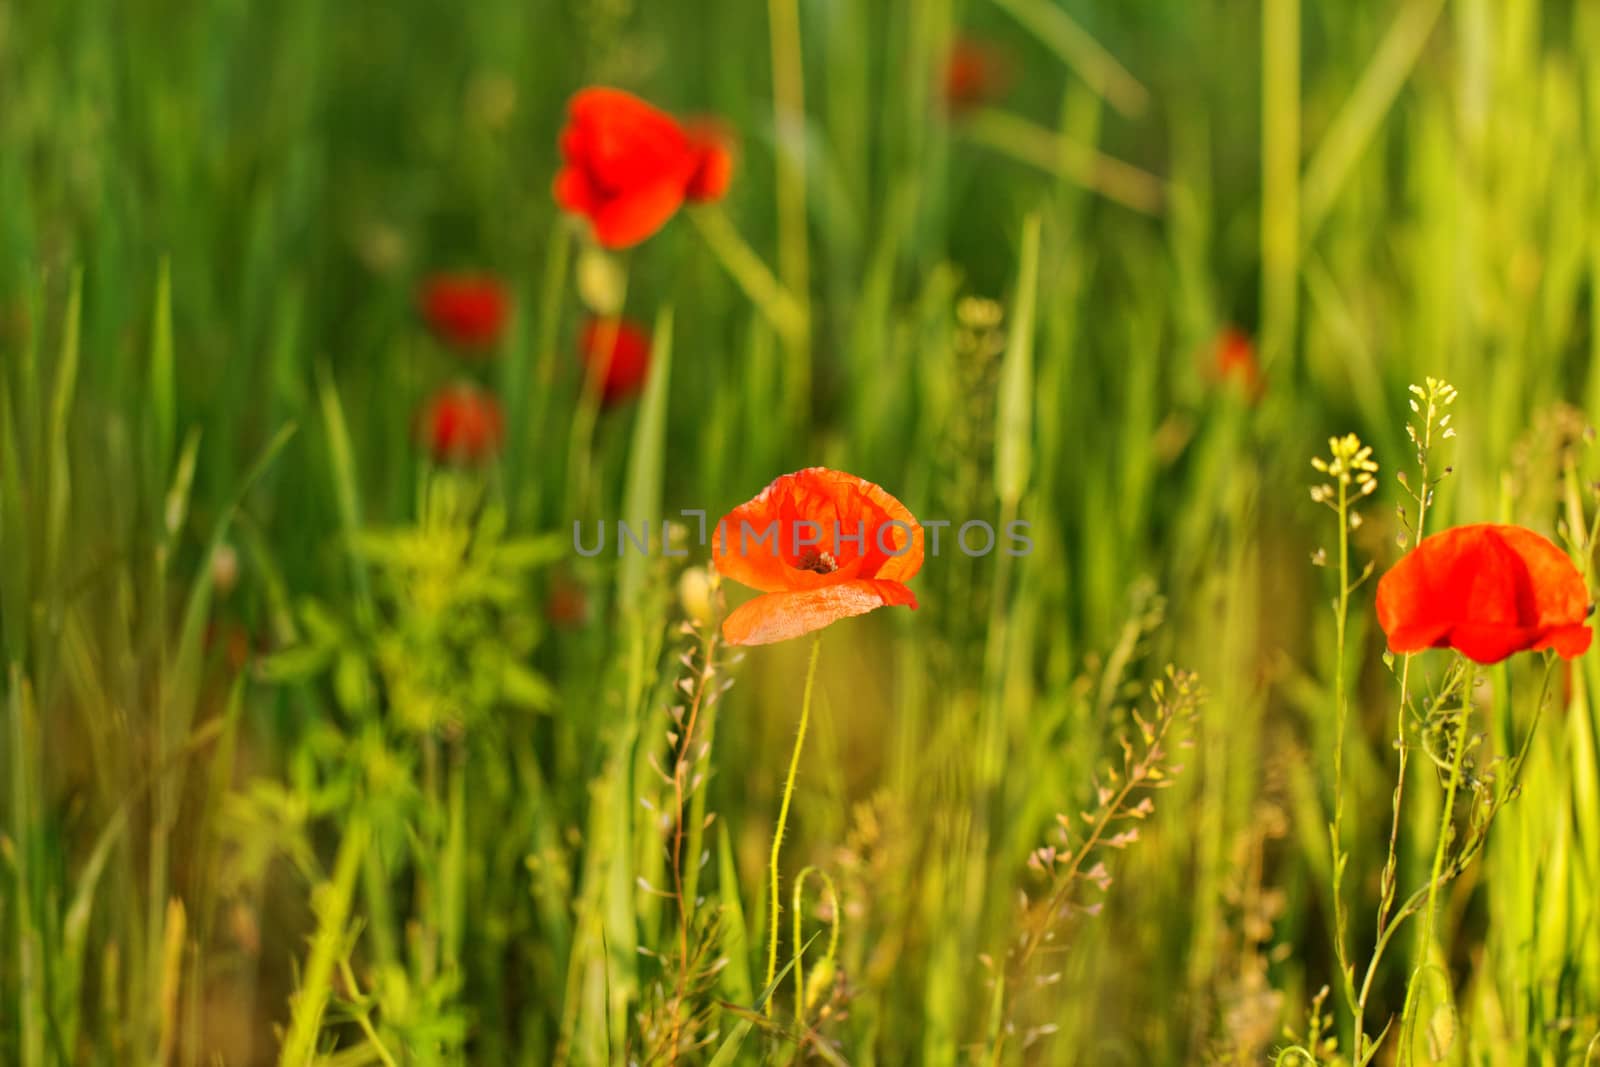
top-left (1533, 622), bottom-right (1593, 659)
top-left (1382, 619), bottom-right (1454, 656)
top-left (555, 88), bottom-right (702, 248)
top-left (721, 579), bottom-right (918, 647)
top-left (1446, 623), bottom-right (1539, 666)
top-left (1375, 523), bottom-right (1592, 664)
top-left (712, 468), bottom-right (923, 593)
top-left (590, 178), bottom-right (692, 249)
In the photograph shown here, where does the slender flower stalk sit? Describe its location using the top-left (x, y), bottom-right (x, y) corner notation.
top-left (764, 634), bottom-right (823, 1014)
top-left (1350, 378), bottom-right (1453, 1063)
top-left (1311, 432), bottom-right (1379, 1053)
top-left (1404, 673), bottom-right (1473, 1044)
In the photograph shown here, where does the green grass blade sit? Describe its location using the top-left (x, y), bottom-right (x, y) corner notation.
top-left (316, 363), bottom-right (374, 625)
top-left (996, 213), bottom-right (1041, 506)
top-left (989, 0), bottom-right (1150, 116)
top-left (45, 270), bottom-right (83, 595)
top-left (148, 257), bottom-right (175, 480)
top-left (617, 306), bottom-right (673, 607)
top-left (1301, 0), bottom-right (1447, 243)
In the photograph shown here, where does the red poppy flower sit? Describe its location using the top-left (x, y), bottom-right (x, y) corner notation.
top-left (712, 468), bottom-right (923, 646)
top-left (1375, 523), bottom-right (1592, 664)
top-left (684, 121), bottom-right (735, 203)
top-left (554, 88), bottom-right (731, 249)
top-left (578, 317), bottom-right (651, 405)
top-left (418, 273), bottom-right (511, 351)
top-left (943, 38), bottom-right (1009, 114)
top-left (1211, 326), bottom-right (1262, 400)
top-left (416, 384), bottom-right (504, 464)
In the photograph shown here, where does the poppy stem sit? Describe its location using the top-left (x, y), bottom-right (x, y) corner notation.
top-left (764, 633), bottom-right (823, 1015)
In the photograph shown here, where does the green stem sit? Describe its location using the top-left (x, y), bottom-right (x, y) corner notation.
top-left (1356, 408), bottom-right (1433, 1063)
top-left (279, 815), bottom-right (369, 1066)
top-left (791, 866), bottom-right (840, 1026)
top-left (1399, 685), bottom-right (1471, 1062)
top-left (443, 743), bottom-right (466, 975)
top-left (1329, 474), bottom-right (1361, 1057)
top-left (764, 634), bottom-right (823, 1014)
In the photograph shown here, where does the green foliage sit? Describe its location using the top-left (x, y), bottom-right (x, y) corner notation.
top-left (4, 0), bottom-right (1600, 1064)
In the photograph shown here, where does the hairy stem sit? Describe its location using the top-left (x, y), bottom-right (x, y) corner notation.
top-left (764, 634), bottom-right (823, 1013)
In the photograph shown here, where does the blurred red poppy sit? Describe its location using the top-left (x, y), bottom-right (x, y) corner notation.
top-left (1211, 326), bottom-right (1262, 400)
top-left (712, 468), bottom-right (923, 646)
top-left (418, 273), bottom-right (511, 351)
top-left (1375, 523), bottom-right (1592, 664)
top-left (546, 575), bottom-right (589, 627)
top-left (943, 38), bottom-right (1009, 114)
top-left (578, 317), bottom-right (651, 405)
top-left (204, 621), bottom-right (255, 672)
top-left (554, 88), bottom-right (732, 249)
top-left (416, 384), bottom-right (504, 464)
top-left (684, 120), bottom-right (736, 202)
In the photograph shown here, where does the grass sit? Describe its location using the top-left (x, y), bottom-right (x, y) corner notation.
top-left (4, 0), bottom-right (1600, 1063)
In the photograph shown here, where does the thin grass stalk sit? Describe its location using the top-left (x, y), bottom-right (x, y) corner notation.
top-left (687, 207), bottom-right (806, 347)
top-left (1300, 0), bottom-right (1447, 244)
top-left (1354, 381), bottom-right (1451, 1062)
top-left (666, 621), bottom-right (720, 1058)
top-left (1329, 460), bottom-right (1360, 1048)
top-left (958, 110), bottom-right (1163, 214)
top-left (1261, 0), bottom-right (1300, 372)
top-left (564, 265), bottom-right (630, 520)
top-left (988, 0), bottom-right (1149, 116)
top-left (525, 223), bottom-right (573, 526)
top-left (767, 0), bottom-right (812, 426)
top-left (9, 669), bottom-right (44, 1067)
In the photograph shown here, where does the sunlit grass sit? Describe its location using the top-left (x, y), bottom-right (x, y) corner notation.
top-left (4, 1), bottom-right (1600, 1064)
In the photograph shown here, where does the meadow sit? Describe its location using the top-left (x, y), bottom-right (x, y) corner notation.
top-left (3, 0), bottom-right (1600, 1063)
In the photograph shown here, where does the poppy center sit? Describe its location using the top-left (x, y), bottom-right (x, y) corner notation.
top-left (795, 549), bottom-right (839, 575)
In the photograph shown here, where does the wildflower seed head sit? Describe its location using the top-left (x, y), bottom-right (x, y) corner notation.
top-left (1310, 433), bottom-right (1379, 512)
top-left (1405, 376), bottom-right (1460, 464)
